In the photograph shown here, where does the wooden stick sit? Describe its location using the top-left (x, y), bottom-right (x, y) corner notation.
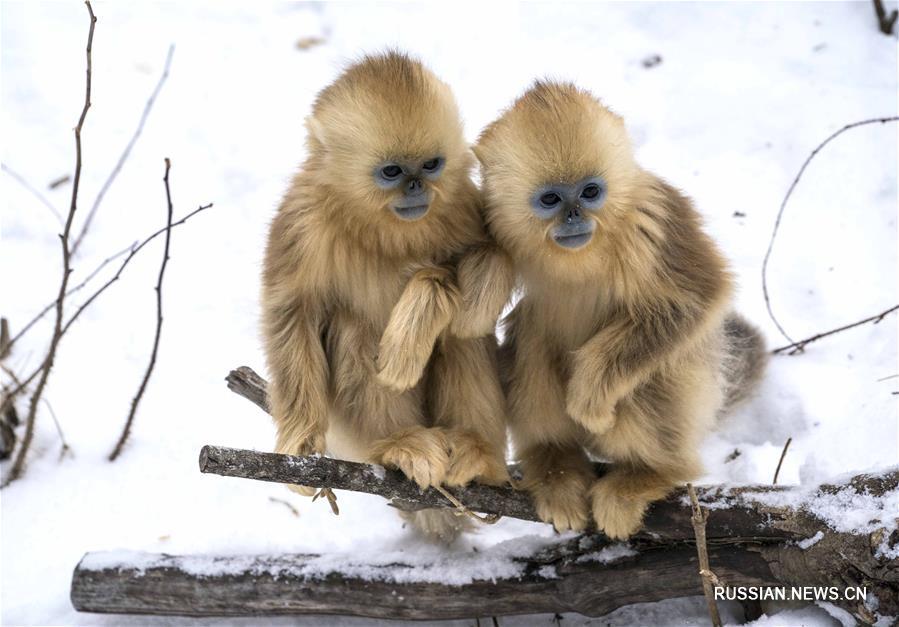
top-left (687, 483), bottom-right (722, 627)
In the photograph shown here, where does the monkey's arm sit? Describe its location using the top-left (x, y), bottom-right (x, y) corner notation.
top-left (448, 243), bottom-right (515, 339)
top-left (262, 205), bottom-right (330, 459)
top-left (375, 264), bottom-right (458, 392)
top-left (263, 297), bottom-right (330, 457)
top-left (566, 297), bottom-right (725, 434)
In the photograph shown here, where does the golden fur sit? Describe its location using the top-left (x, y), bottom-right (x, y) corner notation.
top-left (478, 82), bottom-right (765, 539)
top-left (262, 52), bottom-right (512, 541)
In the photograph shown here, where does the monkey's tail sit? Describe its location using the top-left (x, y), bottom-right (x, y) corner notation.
top-left (718, 312), bottom-right (768, 414)
top-left (398, 508), bottom-right (472, 544)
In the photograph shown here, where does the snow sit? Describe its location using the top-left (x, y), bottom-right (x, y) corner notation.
top-left (1, 2), bottom-right (896, 626)
top-left (796, 531), bottom-right (825, 550)
top-left (575, 543), bottom-right (638, 564)
top-left (79, 534), bottom-right (562, 585)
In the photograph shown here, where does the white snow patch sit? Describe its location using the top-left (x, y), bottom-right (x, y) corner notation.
top-left (537, 565), bottom-right (559, 579)
top-left (575, 543), bottom-right (638, 564)
top-left (796, 531), bottom-right (824, 550)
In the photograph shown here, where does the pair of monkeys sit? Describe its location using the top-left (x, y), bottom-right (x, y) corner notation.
top-left (262, 52), bottom-right (765, 542)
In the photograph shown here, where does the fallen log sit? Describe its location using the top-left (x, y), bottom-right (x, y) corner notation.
top-left (69, 367), bottom-right (899, 623)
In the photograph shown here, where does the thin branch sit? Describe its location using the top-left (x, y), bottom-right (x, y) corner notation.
top-left (687, 483), bottom-right (722, 627)
top-left (0, 203), bottom-right (212, 420)
top-left (0, 318), bottom-right (9, 360)
top-left (71, 44), bottom-right (175, 258)
top-left (771, 305), bottom-right (899, 355)
top-left (2, 1), bottom-right (97, 487)
top-left (62, 203), bottom-right (212, 337)
top-left (109, 158), bottom-right (175, 461)
top-left (873, 0), bottom-right (899, 35)
top-left (1, 163), bottom-right (64, 223)
top-left (42, 398), bottom-right (71, 460)
top-left (268, 496), bottom-right (301, 517)
top-left (4, 243), bottom-right (133, 354)
top-left (761, 116), bottom-right (899, 344)
top-left (772, 437), bottom-right (792, 485)
top-left (48, 174), bottom-right (71, 190)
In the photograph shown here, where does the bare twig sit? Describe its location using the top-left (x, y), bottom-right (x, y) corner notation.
top-left (109, 158), bottom-right (175, 461)
top-left (3, 360), bottom-right (68, 462)
top-left (42, 398), bottom-right (71, 460)
top-left (687, 483), bottom-right (722, 627)
top-left (771, 305), bottom-right (899, 355)
top-left (772, 437), bottom-right (792, 485)
top-left (0, 318), bottom-right (9, 360)
top-left (2, 1), bottom-right (97, 487)
top-left (1, 163), bottom-right (64, 223)
top-left (873, 0), bottom-right (899, 35)
top-left (761, 116), bottom-right (899, 344)
top-left (0, 203), bottom-right (212, 418)
top-left (268, 496), bottom-right (301, 517)
top-left (71, 44), bottom-right (175, 257)
top-left (311, 488), bottom-right (340, 515)
top-left (434, 484), bottom-right (500, 525)
top-left (49, 174), bottom-right (71, 190)
top-left (4, 243), bottom-right (133, 354)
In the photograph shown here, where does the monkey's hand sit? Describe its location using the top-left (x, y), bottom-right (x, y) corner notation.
top-left (448, 245), bottom-right (514, 339)
top-left (370, 426), bottom-right (450, 490)
top-left (376, 266), bottom-right (458, 391)
top-left (565, 365), bottom-right (617, 435)
top-left (444, 430), bottom-right (510, 487)
top-left (524, 469), bottom-right (592, 533)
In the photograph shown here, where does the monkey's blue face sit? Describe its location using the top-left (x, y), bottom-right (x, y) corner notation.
top-left (530, 175), bottom-right (606, 249)
top-left (373, 156), bottom-right (445, 221)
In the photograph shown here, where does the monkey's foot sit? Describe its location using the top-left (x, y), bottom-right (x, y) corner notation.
top-left (285, 483), bottom-right (317, 497)
top-left (444, 431), bottom-right (509, 487)
top-left (371, 427), bottom-right (450, 490)
top-left (526, 472), bottom-right (591, 533)
top-left (589, 476), bottom-right (649, 540)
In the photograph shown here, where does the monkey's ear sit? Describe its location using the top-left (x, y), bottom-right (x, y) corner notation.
top-left (305, 115), bottom-right (327, 147)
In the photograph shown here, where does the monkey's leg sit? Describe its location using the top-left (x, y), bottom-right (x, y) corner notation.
top-left (376, 265), bottom-right (458, 392)
top-left (518, 442), bottom-right (594, 533)
top-left (327, 309), bottom-right (450, 490)
top-left (264, 300), bottom-right (330, 496)
top-left (588, 463), bottom-right (688, 541)
top-left (448, 244), bottom-right (514, 339)
top-left (506, 321), bottom-right (593, 532)
top-left (428, 335), bottom-right (509, 487)
top-left (588, 368), bottom-right (714, 539)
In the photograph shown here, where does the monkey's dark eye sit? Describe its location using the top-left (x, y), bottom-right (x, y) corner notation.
top-left (581, 184), bottom-right (600, 200)
top-left (381, 165), bottom-right (403, 179)
top-left (422, 158), bottom-right (441, 171)
top-left (539, 192), bottom-right (562, 208)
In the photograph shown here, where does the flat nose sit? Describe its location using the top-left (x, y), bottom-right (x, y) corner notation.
top-left (565, 205), bottom-right (582, 222)
top-left (406, 178), bottom-right (425, 196)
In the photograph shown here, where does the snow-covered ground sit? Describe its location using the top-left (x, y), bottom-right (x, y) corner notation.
top-left (1, 2), bottom-right (896, 626)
